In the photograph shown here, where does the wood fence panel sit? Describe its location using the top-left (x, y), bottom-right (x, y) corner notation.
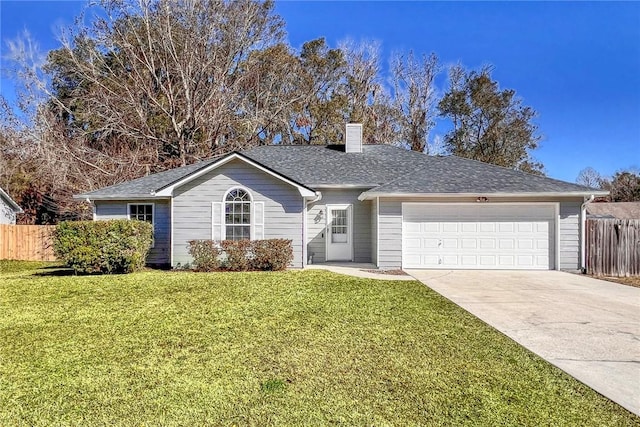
top-left (586, 219), bottom-right (640, 277)
top-left (0, 225), bottom-right (57, 261)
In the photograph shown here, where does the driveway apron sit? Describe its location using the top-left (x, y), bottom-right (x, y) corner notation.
top-left (408, 270), bottom-right (640, 416)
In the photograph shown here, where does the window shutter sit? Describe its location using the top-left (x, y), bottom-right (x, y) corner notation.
top-left (212, 202), bottom-right (222, 241)
top-left (254, 201), bottom-right (264, 240)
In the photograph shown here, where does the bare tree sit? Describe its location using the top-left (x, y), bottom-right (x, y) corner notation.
top-left (391, 51), bottom-right (440, 152)
top-left (576, 167), bottom-right (605, 189)
top-left (48, 0), bottom-right (285, 165)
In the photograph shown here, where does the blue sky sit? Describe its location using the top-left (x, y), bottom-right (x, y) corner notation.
top-left (1, 1), bottom-right (638, 183)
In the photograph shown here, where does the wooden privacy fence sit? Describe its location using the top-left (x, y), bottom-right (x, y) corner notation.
top-left (0, 225), bottom-right (57, 261)
top-left (586, 219), bottom-right (640, 277)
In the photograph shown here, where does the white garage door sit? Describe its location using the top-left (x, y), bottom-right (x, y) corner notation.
top-left (402, 203), bottom-right (556, 270)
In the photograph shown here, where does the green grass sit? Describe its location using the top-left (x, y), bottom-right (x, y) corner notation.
top-left (0, 262), bottom-right (637, 426)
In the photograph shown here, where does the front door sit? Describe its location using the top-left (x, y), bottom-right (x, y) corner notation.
top-left (326, 205), bottom-right (353, 261)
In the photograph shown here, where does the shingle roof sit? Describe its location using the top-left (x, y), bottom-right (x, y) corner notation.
top-left (77, 157), bottom-right (220, 199)
top-left (359, 153), bottom-right (599, 196)
top-left (78, 144), bottom-right (604, 199)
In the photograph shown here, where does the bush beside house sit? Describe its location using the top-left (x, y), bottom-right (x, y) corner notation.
top-left (54, 220), bottom-right (153, 274)
top-left (188, 239), bottom-right (293, 272)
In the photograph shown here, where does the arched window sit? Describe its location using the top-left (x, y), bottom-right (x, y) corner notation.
top-left (224, 188), bottom-right (251, 240)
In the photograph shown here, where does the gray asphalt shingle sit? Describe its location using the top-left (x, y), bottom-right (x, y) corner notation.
top-left (78, 144), bottom-right (599, 199)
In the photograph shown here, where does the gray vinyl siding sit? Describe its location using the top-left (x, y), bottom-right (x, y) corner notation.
top-left (306, 189), bottom-right (372, 264)
top-left (172, 159), bottom-right (304, 267)
top-left (94, 199), bottom-right (171, 265)
top-left (559, 201), bottom-right (581, 270)
top-left (378, 199), bottom-right (403, 269)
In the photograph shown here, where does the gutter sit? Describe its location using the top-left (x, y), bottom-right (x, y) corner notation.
top-left (303, 191), bottom-right (322, 266)
top-left (73, 194), bottom-right (171, 201)
top-left (580, 195), bottom-right (596, 273)
top-left (358, 191), bottom-right (610, 201)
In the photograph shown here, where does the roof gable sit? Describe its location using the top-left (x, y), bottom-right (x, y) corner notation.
top-left (154, 153), bottom-right (316, 197)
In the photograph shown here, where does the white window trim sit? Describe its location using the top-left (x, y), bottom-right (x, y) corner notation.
top-left (222, 187), bottom-right (253, 241)
top-left (127, 203), bottom-right (155, 248)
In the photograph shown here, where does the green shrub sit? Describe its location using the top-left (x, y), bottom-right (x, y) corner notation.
top-left (250, 239), bottom-right (293, 271)
top-left (188, 240), bottom-right (222, 271)
top-left (187, 239), bottom-right (293, 272)
top-left (53, 220), bottom-right (153, 274)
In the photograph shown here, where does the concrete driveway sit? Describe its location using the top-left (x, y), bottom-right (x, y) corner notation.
top-left (408, 270), bottom-right (640, 416)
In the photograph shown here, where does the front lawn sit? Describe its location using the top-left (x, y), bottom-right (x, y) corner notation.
top-left (0, 262), bottom-right (637, 425)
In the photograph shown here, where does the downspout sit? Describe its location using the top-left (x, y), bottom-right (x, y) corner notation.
top-left (580, 195), bottom-right (595, 273)
top-left (304, 191), bottom-right (322, 265)
top-left (85, 198), bottom-right (96, 221)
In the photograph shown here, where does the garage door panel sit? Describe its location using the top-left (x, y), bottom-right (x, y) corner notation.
top-left (499, 239), bottom-right (515, 249)
top-left (537, 239), bottom-right (549, 249)
top-left (518, 239), bottom-right (534, 249)
top-left (461, 223), bottom-right (477, 232)
top-left (462, 239), bottom-right (477, 249)
top-left (442, 223), bottom-right (458, 232)
top-left (402, 203), bottom-right (555, 270)
top-left (404, 238), bottom-right (421, 249)
top-left (499, 223), bottom-right (514, 232)
top-left (423, 223), bottom-right (439, 232)
top-left (480, 255), bottom-right (496, 266)
top-left (443, 255), bottom-right (459, 266)
top-left (423, 238), bottom-right (439, 249)
top-left (517, 255), bottom-right (534, 266)
top-left (404, 222), bottom-right (421, 233)
top-left (480, 239), bottom-right (495, 249)
top-left (499, 255), bottom-right (515, 266)
top-left (479, 223), bottom-right (495, 232)
top-left (442, 239), bottom-right (458, 249)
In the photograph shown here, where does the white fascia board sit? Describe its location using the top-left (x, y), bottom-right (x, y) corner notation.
top-left (73, 194), bottom-right (171, 201)
top-left (358, 190), bottom-right (610, 201)
top-left (154, 153), bottom-right (316, 198)
top-left (0, 187), bottom-right (22, 213)
top-left (309, 184), bottom-right (378, 189)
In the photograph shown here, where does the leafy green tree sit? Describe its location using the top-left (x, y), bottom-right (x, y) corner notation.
top-left (438, 65), bottom-right (543, 173)
top-left (293, 38), bottom-right (347, 144)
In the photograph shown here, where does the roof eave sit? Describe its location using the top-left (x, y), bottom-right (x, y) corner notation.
top-left (358, 190), bottom-right (610, 201)
top-left (73, 194), bottom-right (171, 201)
top-left (0, 188), bottom-right (23, 213)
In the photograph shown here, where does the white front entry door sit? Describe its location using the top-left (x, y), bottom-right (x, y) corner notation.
top-left (326, 205), bottom-right (353, 261)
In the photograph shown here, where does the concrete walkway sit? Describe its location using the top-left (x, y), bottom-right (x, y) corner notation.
top-left (306, 263), bottom-right (415, 281)
top-left (408, 270), bottom-right (640, 416)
